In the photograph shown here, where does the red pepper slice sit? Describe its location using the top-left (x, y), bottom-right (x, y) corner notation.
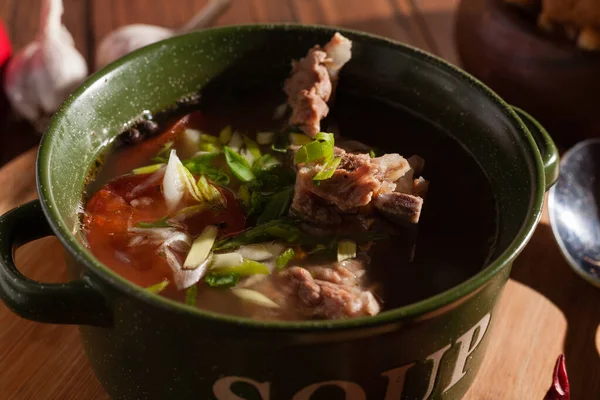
top-left (0, 20), bottom-right (11, 67)
top-left (544, 354), bottom-right (570, 400)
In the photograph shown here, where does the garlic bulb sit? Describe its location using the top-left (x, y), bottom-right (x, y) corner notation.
top-left (3, 0), bottom-right (88, 131)
top-left (95, 0), bottom-right (231, 70)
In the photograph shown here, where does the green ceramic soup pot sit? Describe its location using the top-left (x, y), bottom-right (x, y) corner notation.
top-left (0, 25), bottom-right (558, 400)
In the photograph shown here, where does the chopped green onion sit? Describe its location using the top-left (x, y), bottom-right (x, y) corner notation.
top-left (314, 132), bottom-right (334, 142)
top-left (181, 129), bottom-right (201, 156)
top-left (199, 142), bottom-right (221, 153)
top-left (294, 132), bottom-right (335, 165)
top-left (206, 170), bottom-right (230, 186)
top-left (152, 141), bottom-right (174, 163)
top-left (132, 163), bottom-right (165, 175)
top-left (223, 146), bottom-right (255, 183)
top-left (183, 225), bottom-right (218, 270)
top-left (135, 216), bottom-right (171, 229)
top-left (238, 243), bottom-right (285, 261)
top-left (231, 288), bottom-right (279, 308)
top-left (294, 141), bottom-right (324, 164)
top-left (369, 149), bottom-right (376, 158)
top-left (243, 135), bottom-right (262, 160)
top-left (185, 285), bottom-right (197, 306)
top-left (312, 156), bottom-right (342, 183)
top-left (197, 175), bottom-right (225, 205)
top-left (209, 252), bottom-right (244, 270)
top-left (163, 150), bottom-right (206, 210)
top-left (271, 132), bottom-right (290, 153)
top-left (257, 188), bottom-right (294, 225)
top-left (276, 248), bottom-right (295, 270)
top-left (337, 240), bottom-right (357, 262)
top-left (211, 259), bottom-right (270, 276)
top-left (183, 154), bottom-right (230, 186)
top-left (237, 184), bottom-right (250, 206)
top-left (205, 272), bottom-right (240, 288)
top-left (308, 243), bottom-right (330, 255)
top-left (183, 153), bottom-right (217, 172)
top-left (228, 132), bottom-right (244, 152)
top-left (171, 204), bottom-right (210, 221)
top-left (200, 133), bottom-right (220, 144)
top-left (146, 280), bottom-right (169, 293)
top-left (289, 133), bottom-right (313, 146)
top-left (219, 126), bottom-right (233, 144)
top-left (252, 154), bottom-right (280, 172)
top-left (256, 132), bottom-right (275, 145)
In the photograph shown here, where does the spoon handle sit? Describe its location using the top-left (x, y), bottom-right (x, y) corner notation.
top-left (178, 0), bottom-right (232, 34)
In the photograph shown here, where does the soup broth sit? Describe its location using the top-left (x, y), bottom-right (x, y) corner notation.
top-left (82, 87), bottom-right (498, 320)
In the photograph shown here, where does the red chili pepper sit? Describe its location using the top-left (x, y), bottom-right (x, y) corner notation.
top-left (0, 20), bottom-right (11, 67)
top-left (0, 19), bottom-right (12, 120)
top-left (544, 354), bottom-right (570, 400)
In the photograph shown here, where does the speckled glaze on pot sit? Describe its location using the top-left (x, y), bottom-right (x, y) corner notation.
top-left (0, 25), bottom-right (558, 400)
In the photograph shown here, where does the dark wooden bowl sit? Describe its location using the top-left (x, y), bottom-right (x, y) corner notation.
top-left (455, 0), bottom-right (600, 146)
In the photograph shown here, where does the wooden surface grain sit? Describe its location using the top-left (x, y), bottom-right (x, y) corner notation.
top-left (0, 1), bottom-right (598, 399)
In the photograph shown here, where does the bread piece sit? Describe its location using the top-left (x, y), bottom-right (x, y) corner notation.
top-left (577, 26), bottom-right (600, 50)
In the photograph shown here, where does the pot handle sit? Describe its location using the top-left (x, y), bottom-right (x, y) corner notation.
top-left (512, 106), bottom-right (560, 191)
top-left (0, 200), bottom-right (112, 326)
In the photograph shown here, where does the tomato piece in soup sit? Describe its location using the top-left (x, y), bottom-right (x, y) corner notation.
top-left (84, 173), bottom-right (246, 288)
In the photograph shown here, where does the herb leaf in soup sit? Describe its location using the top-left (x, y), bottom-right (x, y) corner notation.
top-left (214, 219), bottom-right (302, 250)
top-left (251, 165), bottom-right (296, 193)
top-left (252, 153), bottom-right (280, 172)
top-left (205, 272), bottom-right (240, 288)
top-left (210, 259), bottom-right (270, 276)
top-left (223, 146), bottom-right (256, 183)
top-left (183, 153), bottom-right (230, 186)
top-left (276, 248), bottom-right (295, 270)
top-left (257, 187), bottom-right (294, 225)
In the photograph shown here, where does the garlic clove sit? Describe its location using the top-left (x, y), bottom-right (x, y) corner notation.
top-left (95, 0), bottom-right (232, 70)
top-left (3, 0), bottom-right (88, 131)
top-left (4, 43), bottom-right (41, 122)
top-left (95, 25), bottom-right (173, 70)
top-left (34, 36), bottom-right (88, 114)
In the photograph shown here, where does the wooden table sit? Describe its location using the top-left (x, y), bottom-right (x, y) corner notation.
top-left (0, 1), bottom-right (598, 399)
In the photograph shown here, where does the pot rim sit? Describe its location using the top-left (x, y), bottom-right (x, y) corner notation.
top-left (37, 23), bottom-right (546, 331)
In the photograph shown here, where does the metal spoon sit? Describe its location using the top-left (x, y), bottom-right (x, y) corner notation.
top-left (549, 139), bottom-right (600, 287)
